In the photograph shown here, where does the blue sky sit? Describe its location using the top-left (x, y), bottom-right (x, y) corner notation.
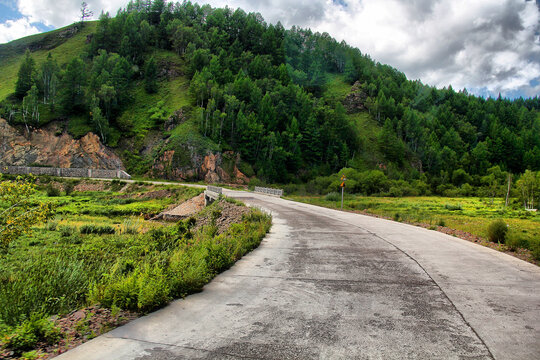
top-left (1, 0), bottom-right (539, 99)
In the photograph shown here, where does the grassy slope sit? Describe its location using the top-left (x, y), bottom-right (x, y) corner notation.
top-left (0, 22), bottom-right (98, 101)
top-left (323, 74), bottom-right (383, 168)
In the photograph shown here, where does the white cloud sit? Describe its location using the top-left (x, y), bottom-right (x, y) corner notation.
top-left (16, 0), bottom-right (128, 28)
top-left (3, 0), bottom-right (540, 97)
top-left (0, 17), bottom-right (40, 43)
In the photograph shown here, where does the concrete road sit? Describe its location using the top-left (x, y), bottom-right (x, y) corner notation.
top-left (57, 189), bottom-right (540, 360)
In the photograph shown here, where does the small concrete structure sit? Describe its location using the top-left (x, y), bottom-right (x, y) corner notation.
top-left (0, 166), bottom-right (131, 179)
top-left (254, 186), bottom-right (283, 197)
top-left (204, 185), bottom-right (222, 205)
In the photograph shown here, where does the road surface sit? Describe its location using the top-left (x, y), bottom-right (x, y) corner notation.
top-left (57, 189), bottom-right (540, 359)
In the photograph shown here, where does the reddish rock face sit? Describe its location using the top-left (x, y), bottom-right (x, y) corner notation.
top-left (150, 147), bottom-right (249, 184)
top-left (0, 118), bottom-right (124, 170)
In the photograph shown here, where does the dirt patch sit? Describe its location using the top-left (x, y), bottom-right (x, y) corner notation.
top-left (154, 193), bottom-right (205, 221)
top-left (194, 200), bottom-right (251, 234)
top-left (73, 181), bottom-right (106, 192)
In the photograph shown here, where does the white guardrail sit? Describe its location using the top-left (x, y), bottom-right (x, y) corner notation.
top-left (254, 186), bottom-right (283, 197)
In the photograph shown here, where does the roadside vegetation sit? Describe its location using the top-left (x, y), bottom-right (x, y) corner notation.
top-left (0, 175), bottom-right (271, 358)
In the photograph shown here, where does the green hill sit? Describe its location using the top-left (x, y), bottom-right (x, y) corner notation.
top-left (0, 1), bottom-right (539, 196)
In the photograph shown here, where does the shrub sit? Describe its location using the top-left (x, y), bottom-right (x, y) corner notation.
top-left (487, 219), bottom-right (508, 244)
top-left (325, 192), bottom-right (340, 201)
top-left (3, 316), bottom-right (61, 355)
top-left (438, 219), bottom-right (446, 227)
top-left (80, 224), bottom-right (116, 235)
top-left (505, 232), bottom-right (530, 251)
top-left (64, 182), bottom-right (75, 196)
top-left (45, 183), bottom-right (60, 197)
top-left (46, 219), bottom-right (59, 231)
top-left (58, 225), bottom-right (76, 237)
top-left (120, 218), bottom-right (140, 235)
top-left (388, 186), bottom-right (403, 197)
top-left (444, 204), bottom-right (463, 211)
top-left (531, 243), bottom-right (540, 261)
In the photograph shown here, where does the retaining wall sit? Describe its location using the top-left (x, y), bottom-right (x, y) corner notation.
top-left (0, 166), bottom-right (131, 179)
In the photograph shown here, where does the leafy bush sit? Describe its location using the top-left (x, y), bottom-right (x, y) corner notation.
top-left (325, 192), bottom-right (340, 201)
top-left (531, 243), bottom-right (540, 261)
top-left (80, 224), bottom-right (116, 235)
top-left (90, 209), bottom-right (271, 313)
top-left (46, 218), bottom-right (59, 231)
top-left (3, 316), bottom-right (61, 355)
top-left (487, 219), bottom-right (508, 243)
top-left (444, 204), bottom-right (463, 211)
top-left (58, 225), bottom-right (76, 237)
top-left (64, 182), bottom-right (75, 196)
top-left (505, 232), bottom-right (530, 251)
top-left (388, 186), bottom-right (404, 197)
top-left (45, 183), bottom-right (60, 197)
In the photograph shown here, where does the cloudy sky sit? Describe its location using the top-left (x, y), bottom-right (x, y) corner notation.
top-left (1, 0), bottom-right (539, 99)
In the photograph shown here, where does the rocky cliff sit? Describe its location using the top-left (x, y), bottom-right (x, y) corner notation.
top-left (0, 119), bottom-right (124, 170)
top-left (343, 81), bottom-right (368, 114)
top-left (150, 148), bottom-right (249, 184)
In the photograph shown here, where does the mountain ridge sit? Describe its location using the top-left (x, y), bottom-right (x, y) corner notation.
top-left (0, 1), bottom-right (538, 195)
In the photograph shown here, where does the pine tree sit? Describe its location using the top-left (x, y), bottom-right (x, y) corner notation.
top-left (40, 53), bottom-right (59, 104)
top-left (15, 49), bottom-right (36, 99)
top-left (144, 57), bottom-right (158, 93)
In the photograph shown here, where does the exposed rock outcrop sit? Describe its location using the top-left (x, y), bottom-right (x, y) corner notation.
top-left (343, 81), bottom-right (368, 113)
top-left (0, 118), bottom-right (124, 170)
top-left (163, 108), bottom-right (187, 131)
top-left (150, 148), bottom-right (249, 184)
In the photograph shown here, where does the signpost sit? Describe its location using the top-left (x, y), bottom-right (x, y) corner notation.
top-left (340, 175), bottom-right (346, 210)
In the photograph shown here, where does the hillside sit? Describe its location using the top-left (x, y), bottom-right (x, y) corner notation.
top-left (0, 1), bottom-right (539, 197)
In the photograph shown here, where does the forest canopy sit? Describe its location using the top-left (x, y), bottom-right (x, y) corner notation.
top-left (2, 0), bottom-right (539, 192)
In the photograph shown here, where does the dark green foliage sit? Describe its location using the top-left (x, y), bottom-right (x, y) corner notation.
top-left (45, 183), bottom-right (60, 197)
top-left (64, 181), bottom-right (75, 196)
top-left (79, 224), bottom-right (116, 235)
top-left (0, 254), bottom-right (89, 326)
top-left (15, 50), bottom-right (36, 99)
top-left (487, 219), bottom-right (508, 243)
top-left (144, 57), bottom-right (158, 93)
top-left (325, 192), bottom-right (340, 201)
top-left (59, 57), bottom-right (86, 114)
top-left (506, 232), bottom-right (530, 251)
top-left (3, 315), bottom-right (61, 355)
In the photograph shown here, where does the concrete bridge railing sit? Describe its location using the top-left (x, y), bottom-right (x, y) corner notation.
top-left (0, 166), bottom-right (131, 180)
top-left (254, 186), bottom-right (283, 197)
top-left (204, 185), bottom-right (222, 206)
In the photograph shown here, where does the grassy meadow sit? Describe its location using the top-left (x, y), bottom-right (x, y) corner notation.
top-left (289, 193), bottom-right (540, 262)
top-left (0, 177), bottom-right (271, 357)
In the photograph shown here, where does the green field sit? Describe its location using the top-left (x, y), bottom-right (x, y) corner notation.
top-left (289, 194), bottom-right (540, 262)
top-left (0, 177), bottom-right (271, 357)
